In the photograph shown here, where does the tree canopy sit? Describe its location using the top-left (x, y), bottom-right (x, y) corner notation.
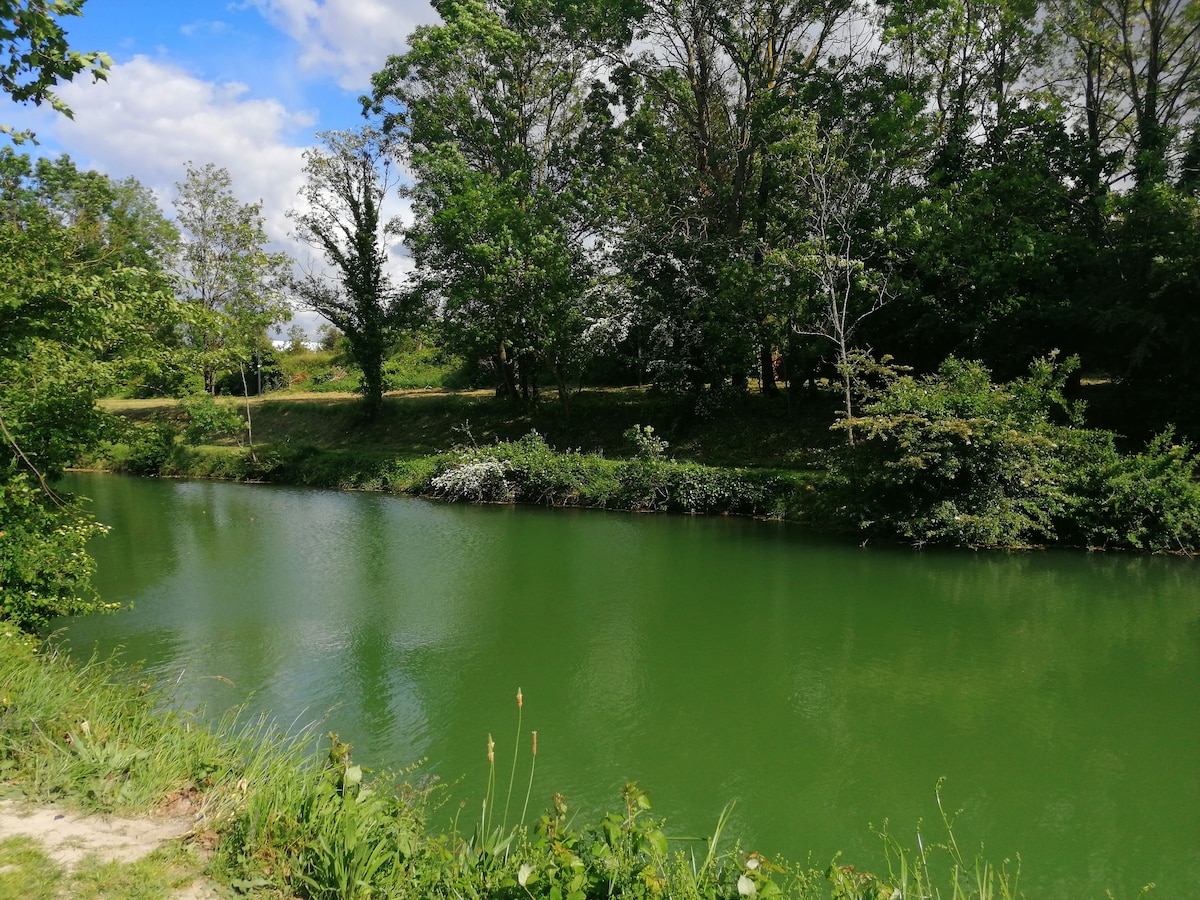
top-left (0, 151), bottom-right (182, 627)
top-left (289, 128), bottom-right (410, 418)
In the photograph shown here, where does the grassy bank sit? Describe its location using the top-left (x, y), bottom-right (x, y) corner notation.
top-left (96, 389), bottom-right (832, 526)
top-left (101, 388), bottom-right (836, 470)
top-left (1, 630), bottom-right (1027, 899)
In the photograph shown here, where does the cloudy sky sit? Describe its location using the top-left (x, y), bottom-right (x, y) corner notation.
top-left (3, 0), bottom-right (439, 333)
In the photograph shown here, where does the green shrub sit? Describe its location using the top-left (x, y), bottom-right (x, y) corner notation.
top-left (179, 393), bottom-right (245, 445)
top-left (830, 355), bottom-right (1081, 547)
top-left (831, 354), bottom-right (1200, 551)
top-left (0, 473), bottom-right (113, 630)
top-left (616, 458), bottom-right (778, 515)
top-left (1062, 428), bottom-right (1200, 551)
top-left (383, 343), bottom-right (472, 391)
top-left (108, 420), bottom-right (179, 476)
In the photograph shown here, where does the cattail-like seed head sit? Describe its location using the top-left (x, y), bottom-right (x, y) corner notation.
top-left (517, 687), bottom-right (523, 708)
top-left (531, 730), bottom-right (538, 756)
top-left (487, 733), bottom-right (495, 763)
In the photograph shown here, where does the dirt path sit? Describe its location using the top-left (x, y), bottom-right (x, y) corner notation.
top-left (0, 801), bottom-right (223, 898)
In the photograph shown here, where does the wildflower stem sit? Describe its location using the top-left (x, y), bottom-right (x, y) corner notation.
top-left (485, 732), bottom-right (496, 834)
top-left (503, 687), bottom-right (522, 828)
top-left (520, 730), bottom-right (537, 824)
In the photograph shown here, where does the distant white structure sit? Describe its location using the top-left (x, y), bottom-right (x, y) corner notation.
top-left (271, 340), bottom-right (323, 352)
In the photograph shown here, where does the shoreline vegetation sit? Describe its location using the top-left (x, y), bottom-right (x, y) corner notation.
top-left (93, 364), bottom-right (1200, 554)
top-left (0, 1), bottom-right (1193, 895)
top-left (1, 630), bottom-right (1035, 900)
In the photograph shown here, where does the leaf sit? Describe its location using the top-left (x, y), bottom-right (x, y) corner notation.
top-left (641, 829), bottom-right (668, 857)
top-left (518, 863), bottom-right (536, 886)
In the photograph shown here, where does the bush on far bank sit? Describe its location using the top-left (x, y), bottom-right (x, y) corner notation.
top-left (828, 354), bottom-right (1200, 551)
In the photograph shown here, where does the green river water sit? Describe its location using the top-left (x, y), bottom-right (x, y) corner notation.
top-left (56, 472), bottom-right (1200, 897)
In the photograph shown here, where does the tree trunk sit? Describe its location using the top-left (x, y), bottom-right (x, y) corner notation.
top-left (838, 344), bottom-right (855, 446)
top-left (497, 341), bottom-right (520, 400)
top-left (759, 343), bottom-right (778, 394)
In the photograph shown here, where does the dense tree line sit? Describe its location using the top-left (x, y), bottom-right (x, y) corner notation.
top-left (3, 0), bottom-right (1200, 629)
top-left (364, 0), bottom-right (1199, 432)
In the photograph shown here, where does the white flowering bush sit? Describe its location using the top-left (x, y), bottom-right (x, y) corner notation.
top-left (429, 460), bottom-right (513, 502)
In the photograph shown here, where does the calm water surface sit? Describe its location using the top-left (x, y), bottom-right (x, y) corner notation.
top-left (56, 473), bottom-right (1200, 897)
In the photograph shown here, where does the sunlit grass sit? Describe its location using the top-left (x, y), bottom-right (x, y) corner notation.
top-left (0, 836), bottom-right (204, 900)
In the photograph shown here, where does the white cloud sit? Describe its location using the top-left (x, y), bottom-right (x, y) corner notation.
top-left (49, 56), bottom-right (313, 258)
top-left (245, 0), bottom-right (436, 89)
top-left (180, 20), bottom-right (232, 38)
top-left (18, 48), bottom-right (421, 337)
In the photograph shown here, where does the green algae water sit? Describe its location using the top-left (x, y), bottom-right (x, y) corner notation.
top-left (56, 472), bottom-right (1200, 897)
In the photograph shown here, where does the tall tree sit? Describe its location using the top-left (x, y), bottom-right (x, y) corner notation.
top-left (368, 0), bottom-right (616, 402)
top-left (0, 147), bottom-right (189, 393)
top-left (616, 0), bottom-right (862, 393)
top-left (786, 139), bottom-right (896, 439)
top-left (879, 0), bottom-right (1052, 181)
top-left (0, 2), bottom-right (186, 631)
top-left (1053, 0), bottom-right (1200, 189)
top-left (289, 128), bottom-right (408, 419)
top-left (171, 162), bottom-right (290, 395)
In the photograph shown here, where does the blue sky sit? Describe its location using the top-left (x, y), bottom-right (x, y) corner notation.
top-left (3, 1), bottom-right (439, 332)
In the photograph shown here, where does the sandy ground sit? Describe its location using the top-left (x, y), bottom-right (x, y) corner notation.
top-left (0, 801), bottom-right (223, 898)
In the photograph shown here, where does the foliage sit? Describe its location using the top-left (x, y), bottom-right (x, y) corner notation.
top-left (0, 472), bottom-right (111, 629)
top-left (1061, 428), bottom-right (1200, 552)
top-left (383, 339), bottom-right (472, 391)
top-left (343, 0), bottom-right (1200, 437)
top-left (1085, 185), bottom-right (1200, 397)
top-left (830, 355), bottom-right (1085, 547)
top-left (179, 393), bottom-right (244, 446)
top-left (277, 348), bottom-right (356, 392)
top-left (614, 0), bottom-right (858, 396)
top-left (289, 128), bottom-right (410, 419)
top-left (274, 339), bottom-right (468, 395)
top-left (624, 424), bottom-right (668, 459)
top-left (430, 459), bottom-right (514, 503)
top-left (833, 353), bottom-right (1200, 550)
top-left (368, 0), bottom-right (617, 402)
top-left (0, 147), bottom-right (179, 273)
top-left (170, 162), bottom-right (290, 395)
top-left (0, 190), bottom-right (181, 629)
top-left (426, 429), bottom-right (788, 516)
top-left (0, 0), bottom-right (111, 144)
top-left (106, 419), bottom-right (178, 477)
top-left (433, 432), bottom-right (614, 507)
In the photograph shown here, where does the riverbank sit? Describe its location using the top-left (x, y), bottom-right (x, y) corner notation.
top-left (93, 384), bottom-right (1200, 553)
top-left (1, 629), bottom-right (1026, 899)
top-left (96, 388), bottom-right (832, 526)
